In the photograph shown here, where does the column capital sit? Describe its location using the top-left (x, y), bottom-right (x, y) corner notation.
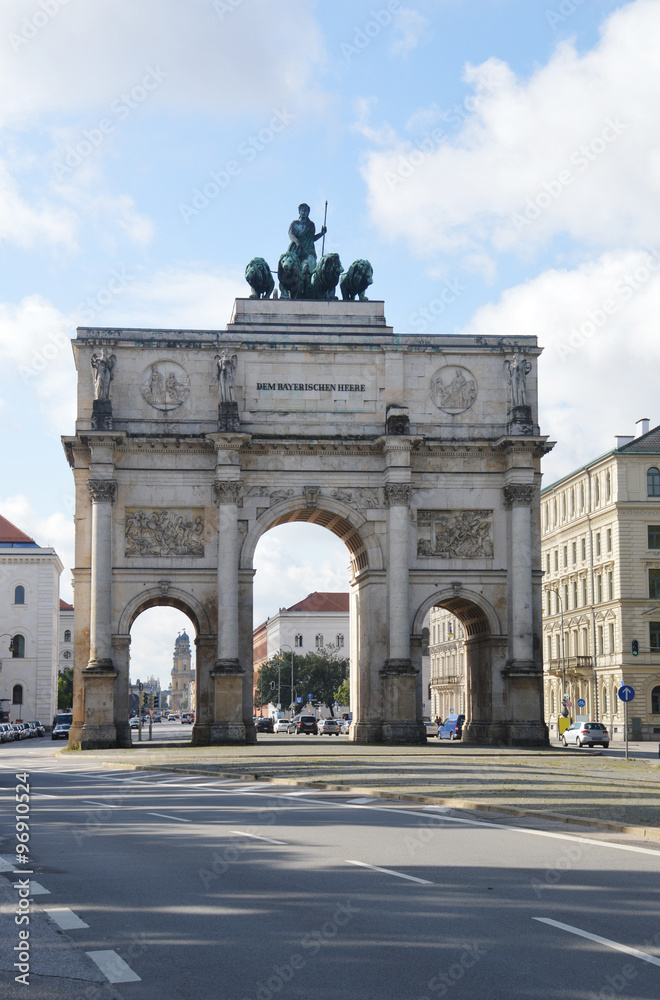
top-left (87, 479), bottom-right (118, 504)
top-left (502, 483), bottom-right (535, 509)
top-left (384, 483), bottom-right (411, 507)
top-left (213, 480), bottom-right (243, 505)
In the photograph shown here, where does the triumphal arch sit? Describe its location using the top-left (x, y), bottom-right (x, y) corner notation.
top-left (63, 219), bottom-right (553, 749)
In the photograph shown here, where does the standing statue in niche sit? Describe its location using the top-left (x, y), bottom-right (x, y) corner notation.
top-left (90, 348), bottom-right (116, 401)
top-left (505, 353), bottom-right (532, 408)
top-left (288, 203), bottom-right (327, 271)
top-left (216, 351), bottom-right (237, 404)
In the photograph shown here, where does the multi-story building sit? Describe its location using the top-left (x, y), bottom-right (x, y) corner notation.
top-left (170, 630), bottom-right (195, 712)
top-left (253, 592), bottom-right (349, 670)
top-left (541, 418), bottom-right (660, 740)
top-left (0, 514), bottom-right (62, 727)
top-left (59, 599), bottom-right (74, 676)
top-left (428, 606), bottom-right (466, 721)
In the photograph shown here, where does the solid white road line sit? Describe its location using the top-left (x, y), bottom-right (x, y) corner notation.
top-left (86, 950), bottom-right (142, 984)
top-left (28, 881), bottom-right (50, 895)
top-left (346, 797), bottom-right (376, 804)
top-left (534, 918), bottom-right (660, 967)
top-left (82, 800), bottom-right (121, 808)
top-left (147, 812), bottom-right (191, 823)
top-left (45, 907), bottom-right (89, 930)
top-left (283, 790), bottom-right (312, 797)
top-left (345, 860), bottom-right (434, 884)
top-left (156, 776), bottom-right (200, 785)
top-left (230, 830), bottom-right (288, 845)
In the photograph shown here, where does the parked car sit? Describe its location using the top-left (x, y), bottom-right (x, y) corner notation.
top-left (317, 717), bottom-right (342, 735)
top-left (14, 723), bottom-right (30, 740)
top-left (129, 716), bottom-right (141, 730)
top-left (255, 716), bottom-right (274, 733)
top-left (294, 714), bottom-right (318, 735)
top-left (561, 721), bottom-right (609, 748)
top-left (181, 713), bottom-right (194, 724)
top-left (273, 718), bottom-right (296, 734)
top-left (0, 723), bottom-right (15, 742)
top-left (423, 717), bottom-right (439, 737)
top-left (26, 721), bottom-right (45, 737)
top-left (438, 714), bottom-right (465, 740)
top-left (339, 719), bottom-right (350, 734)
top-left (168, 713), bottom-right (177, 721)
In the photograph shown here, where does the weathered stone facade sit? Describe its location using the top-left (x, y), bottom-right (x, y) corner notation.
top-left (63, 299), bottom-right (552, 748)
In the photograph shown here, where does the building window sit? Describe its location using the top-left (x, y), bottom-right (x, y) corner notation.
top-left (336, 634), bottom-right (344, 648)
top-left (563, 584), bottom-right (569, 610)
top-left (649, 570), bottom-right (660, 599)
top-left (572, 581), bottom-right (578, 609)
top-left (648, 526), bottom-right (660, 549)
top-left (606, 528), bottom-right (612, 553)
top-left (554, 550), bottom-right (559, 572)
top-left (545, 592), bottom-right (551, 615)
top-left (582, 578), bottom-right (588, 605)
top-left (602, 687), bottom-right (608, 714)
top-left (652, 686), bottom-right (660, 714)
top-left (594, 477), bottom-right (600, 505)
top-left (63, 650), bottom-right (72, 659)
top-left (650, 622), bottom-right (660, 649)
top-left (547, 637), bottom-right (552, 662)
top-left (546, 553), bottom-right (550, 575)
top-left (596, 576), bottom-right (603, 603)
top-left (12, 684), bottom-right (23, 705)
top-left (572, 541), bottom-right (577, 565)
top-left (315, 634), bottom-right (323, 649)
top-left (543, 504), bottom-right (548, 531)
top-left (12, 634), bottom-right (25, 658)
top-left (598, 626), bottom-right (604, 655)
top-left (562, 494), bottom-right (566, 519)
top-left (648, 468), bottom-right (660, 496)
top-left (608, 572), bottom-right (613, 601)
top-left (64, 629), bottom-right (71, 643)
top-left (581, 538), bottom-right (586, 561)
top-left (294, 634), bottom-right (303, 648)
top-left (570, 488), bottom-right (575, 516)
top-left (555, 635), bottom-right (561, 658)
top-left (563, 545), bottom-right (568, 568)
top-left (553, 499), bottom-right (557, 525)
top-left (550, 688), bottom-right (555, 714)
top-left (580, 482), bottom-right (585, 510)
top-left (14, 585), bottom-right (25, 605)
top-left (608, 622), bottom-right (614, 652)
top-left (606, 470), bottom-right (611, 500)
top-left (596, 533), bottom-right (601, 556)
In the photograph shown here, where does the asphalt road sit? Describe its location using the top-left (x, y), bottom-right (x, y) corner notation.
top-left (1, 740), bottom-right (660, 999)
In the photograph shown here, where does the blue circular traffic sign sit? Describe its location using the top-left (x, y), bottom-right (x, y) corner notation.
top-left (577, 698), bottom-right (586, 707)
top-left (618, 684), bottom-right (636, 702)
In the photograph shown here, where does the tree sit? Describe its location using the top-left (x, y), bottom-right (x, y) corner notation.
top-left (254, 647), bottom-right (349, 716)
top-left (58, 667), bottom-right (73, 710)
top-left (334, 680), bottom-right (350, 708)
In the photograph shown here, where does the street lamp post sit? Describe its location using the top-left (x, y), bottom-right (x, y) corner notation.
top-left (280, 644), bottom-right (294, 715)
top-left (549, 589), bottom-right (568, 717)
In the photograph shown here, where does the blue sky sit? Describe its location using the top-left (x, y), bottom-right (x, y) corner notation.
top-left (2, 0), bottom-right (658, 686)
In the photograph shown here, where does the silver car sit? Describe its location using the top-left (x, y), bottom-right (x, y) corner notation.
top-left (273, 718), bottom-right (296, 734)
top-left (561, 721), bottom-right (609, 748)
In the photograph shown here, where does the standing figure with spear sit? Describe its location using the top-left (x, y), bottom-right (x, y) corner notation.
top-left (287, 201), bottom-right (327, 272)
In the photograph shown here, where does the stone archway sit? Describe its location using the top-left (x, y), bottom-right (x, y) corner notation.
top-left (64, 296), bottom-right (552, 748)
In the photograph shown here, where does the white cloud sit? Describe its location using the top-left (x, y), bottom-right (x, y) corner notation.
top-left (458, 247), bottom-right (660, 483)
top-left (0, 161), bottom-right (77, 249)
top-left (359, 0), bottom-right (660, 259)
top-left (0, 0), bottom-right (326, 126)
top-left (390, 8), bottom-right (430, 58)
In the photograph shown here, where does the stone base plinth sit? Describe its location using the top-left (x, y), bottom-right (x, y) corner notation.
top-left (218, 401), bottom-right (239, 431)
top-left (80, 723), bottom-right (117, 749)
top-left (210, 722), bottom-right (246, 744)
top-left (350, 721), bottom-right (383, 743)
top-left (190, 723), bottom-right (211, 746)
top-left (463, 720), bottom-right (549, 746)
top-left (115, 722), bottom-right (133, 748)
top-left (381, 721), bottom-right (426, 744)
top-left (91, 399), bottom-right (113, 430)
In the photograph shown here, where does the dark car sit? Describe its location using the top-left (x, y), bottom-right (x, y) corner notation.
top-left (52, 712), bottom-right (73, 740)
top-left (438, 714), bottom-right (465, 740)
top-left (295, 715), bottom-right (318, 735)
top-left (255, 716), bottom-right (274, 733)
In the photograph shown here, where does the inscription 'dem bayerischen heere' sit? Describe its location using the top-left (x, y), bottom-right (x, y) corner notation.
top-left (256, 382), bottom-right (366, 392)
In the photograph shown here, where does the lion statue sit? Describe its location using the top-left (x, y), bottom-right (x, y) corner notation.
top-left (309, 252), bottom-right (343, 301)
top-left (340, 259), bottom-right (373, 301)
top-left (277, 250), bottom-right (304, 299)
top-left (245, 257), bottom-right (274, 299)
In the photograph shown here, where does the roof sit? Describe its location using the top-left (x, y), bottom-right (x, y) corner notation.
top-left (286, 592), bottom-right (349, 613)
top-left (0, 514), bottom-right (38, 547)
top-left (542, 422), bottom-right (660, 493)
top-left (59, 599), bottom-right (73, 611)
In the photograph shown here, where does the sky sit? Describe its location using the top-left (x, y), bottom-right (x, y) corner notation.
top-left (1, 0), bottom-right (658, 687)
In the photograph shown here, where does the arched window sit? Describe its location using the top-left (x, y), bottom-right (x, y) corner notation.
top-left (64, 629), bottom-right (71, 643)
top-left (652, 685), bottom-right (660, 714)
top-left (294, 634), bottom-right (303, 648)
top-left (602, 687), bottom-right (608, 714)
top-left (315, 634), bottom-right (323, 649)
top-left (12, 684), bottom-right (23, 705)
top-left (550, 689), bottom-right (555, 714)
top-left (14, 585), bottom-right (25, 605)
top-left (63, 650), bottom-right (72, 659)
top-left (12, 634), bottom-right (25, 658)
top-left (648, 468), bottom-right (660, 497)
top-left (336, 634), bottom-right (344, 648)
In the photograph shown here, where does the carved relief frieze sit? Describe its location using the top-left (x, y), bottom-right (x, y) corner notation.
top-left (140, 361), bottom-right (190, 411)
top-left (331, 487), bottom-right (381, 511)
top-left (245, 486), bottom-right (295, 505)
top-left (417, 509), bottom-right (493, 558)
top-left (430, 366), bottom-right (478, 414)
top-left (125, 508), bottom-right (204, 557)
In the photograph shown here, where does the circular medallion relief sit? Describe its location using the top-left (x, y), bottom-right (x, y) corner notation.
top-left (140, 361), bottom-right (190, 411)
top-left (430, 365), bottom-right (478, 414)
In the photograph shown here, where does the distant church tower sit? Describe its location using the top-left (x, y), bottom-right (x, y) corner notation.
top-left (170, 630), bottom-right (194, 712)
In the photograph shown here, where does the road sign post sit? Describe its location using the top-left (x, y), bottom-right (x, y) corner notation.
top-left (618, 684), bottom-right (636, 760)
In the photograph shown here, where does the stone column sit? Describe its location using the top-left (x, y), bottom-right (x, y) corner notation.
top-left (111, 633), bottom-right (132, 748)
top-left (81, 479), bottom-right (118, 749)
top-left (211, 480), bottom-right (246, 743)
top-left (381, 482), bottom-right (424, 743)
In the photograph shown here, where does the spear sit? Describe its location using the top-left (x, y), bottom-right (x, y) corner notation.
top-left (321, 200), bottom-right (328, 256)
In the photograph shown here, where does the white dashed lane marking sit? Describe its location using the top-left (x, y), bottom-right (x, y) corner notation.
top-left (345, 860), bottom-right (434, 885)
top-left (534, 918), bottom-right (660, 968)
top-left (230, 831), bottom-right (288, 845)
top-left (147, 812), bottom-right (191, 823)
top-left (45, 907), bottom-right (89, 930)
top-left (86, 950), bottom-right (142, 984)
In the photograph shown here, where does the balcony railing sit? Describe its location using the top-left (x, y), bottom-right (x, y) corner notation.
top-left (547, 656), bottom-right (593, 672)
top-left (431, 675), bottom-right (462, 686)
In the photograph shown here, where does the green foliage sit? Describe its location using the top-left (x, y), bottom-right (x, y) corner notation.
top-left (254, 647), bottom-right (349, 716)
top-left (334, 680), bottom-right (350, 707)
top-left (58, 667), bottom-right (73, 710)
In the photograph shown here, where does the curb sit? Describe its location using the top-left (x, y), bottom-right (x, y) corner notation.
top-left (97, 761), bottom-right (660, 845)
